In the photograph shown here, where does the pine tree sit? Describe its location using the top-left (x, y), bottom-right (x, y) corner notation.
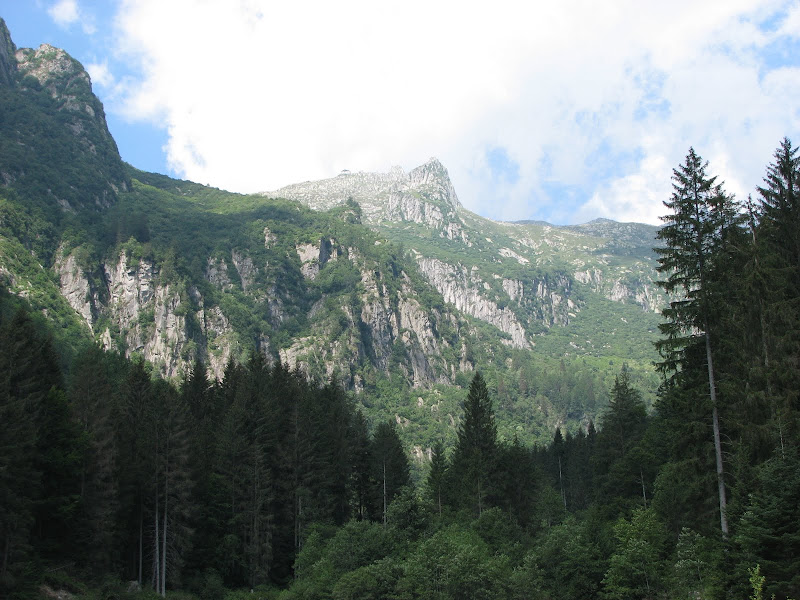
top-left (0, 309), bottom-right (39, 593)
top-left (655, 148), bottom-right (741, 537)
top-left (426, 441), bottom-right (447, 518)
top-left (370, 421), bottom-right (411, 526)
top-left (736, 447), bottom-right (800, 599)
top-left (180, 358), bottom-right (218, 576)
top-left (450, 372), bottom-right (497, 516)
top-left (118, 358), bottom-right (155, 586)
top-left (592, 367), bottom-right (651, 510)
top-left (151, 379), bottom-right (193, 596)
top-left (758, 137), bottom-right (800, 275)
top-left (236, 353), bottom-right (274, 588)
top-left (754, 138), bottom-right (800, 446)
top-left (349, 411), bottom-right (374, 521)
top-left (68, 345), bottom-right (119, 571)
top-left (601, 367), bottom-right (647, 457)
top-left (495, 435), bottom-right (537, 526)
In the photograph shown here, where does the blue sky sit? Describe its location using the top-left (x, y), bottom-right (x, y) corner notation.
top-left (2, 0), bottom-right (799, 225)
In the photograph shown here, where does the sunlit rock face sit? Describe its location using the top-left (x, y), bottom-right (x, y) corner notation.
top-left (267, 158), bottom-right (466, 239)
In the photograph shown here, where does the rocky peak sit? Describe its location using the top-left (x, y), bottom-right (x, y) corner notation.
top-left (266, 158), bottom-right (465, 237)
top-left (0, 24), bottom-right (128, 210)
top-left (17, 44), bottom-right (81, 84)
top-left (408, 157), bottom-right (462, 211)
top-left (0, 19), bottom-right (16, 86)
top-left (16, 44), bottom-right (100, 118)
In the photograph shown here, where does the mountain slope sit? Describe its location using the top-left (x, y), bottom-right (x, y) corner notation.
top-left (267, 160), bottom-right (664, 349)
top-left (0, 20), bottom-right (663, 449)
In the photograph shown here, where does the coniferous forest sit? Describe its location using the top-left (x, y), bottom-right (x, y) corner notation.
top-left (2, 140), bottom-right (800, 599)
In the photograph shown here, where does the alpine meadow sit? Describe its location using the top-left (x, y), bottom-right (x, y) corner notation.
top-left (1, 14), bottom-right (800, 600)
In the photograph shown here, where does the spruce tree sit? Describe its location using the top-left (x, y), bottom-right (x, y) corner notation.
top-left (655, 148), bottom-right (741, 537)
top-left (0, 309), bottom-right (39, 593)
top-left (349, 411), bottom-right (374, 521)
top-left (755, 138), bottom-right (800, 446)
top-left (69, 345), bottom-right (119, 571)
top-left (450, 372), bottom-right (497, 516)
top-left (426, 440), bottom-right (447, 518)
top-left (370, 421), bottom-right (410, 525)
top-left (758, 137), bottom-right (800, 274)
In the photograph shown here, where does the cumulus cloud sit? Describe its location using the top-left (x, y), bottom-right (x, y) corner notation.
top-left (107, 0), bottom-right (800, 224)
top-left (48, 0), bottom-right (80, 27)
top-left (48, 0), bottom-right (96, 34)
top-left (87, 62), bottom-right (114, 88)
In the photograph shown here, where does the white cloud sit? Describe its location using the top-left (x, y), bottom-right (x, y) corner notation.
top-left (777, 2), bottom-right (800, 37)
top-left (106, 0), bottom-right (800, 224)
top-left (87, 62), bottom-right (114, 88)
top-left (48, 0), bottom-right (80, 27)
top-left (48, 0), bottom-right (96, 34)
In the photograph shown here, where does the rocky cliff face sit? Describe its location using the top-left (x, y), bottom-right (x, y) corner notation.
top-left (276, 241), bottom-right (465, 389)
top-left (574, 266), bottom-right (664, 312)
top-left (49, 228), bottom-right (472, 387)
top-left (55, 248), bottom-right (97, 329)
top-left (52, 248), bottom-right (240, 379)
top-left (416, 257), bottom-right (531, 348)
top-left (0, 19), bottom-right (17, 86)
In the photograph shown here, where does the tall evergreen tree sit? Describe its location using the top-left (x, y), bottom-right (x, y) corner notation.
top-left (68, 345), bottom-right (119, 571)
top-left (495, 435), bottom-right (537, 527)
top-left (426, 441), bottom-right (448, 518)
top-left (754, 137), bottom-right (800, 446)
top-left (370, 421), bottom-right (411, 526)
top-left (758, 137), bottom-right (800, 274)
top-left (0, 309), bottom-right (40, 594)
top-left (736, 447), bottom-right (800, 599)
top-left (593, 366), bottom-right (651, 510)
top-left (180, 358), bottom-right (218, 576)
top-left (655, 148), bottom-right (741, 537)
top-left (450, 372), bottom-right (497, 516)
top-left (151, 379), bottom-right (193, 596)
top-left (117, 358), bottom-right (158, 587)
top-left (349, 411), bottom-right (374, 521)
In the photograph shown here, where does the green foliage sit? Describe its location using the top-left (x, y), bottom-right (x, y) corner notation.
top-left (602, 508), bottom-right (668, 599)
top-left (330, 558), bottom-right (401, 600)
top-left (513, 516), bottom-right (607, 600)
top-left (396, 524), bottom-right (511, 600)
top-left (737, 448), bottom-right (800, 599)
top-left (448, 373), bottom-right (498, 516)
top-left (670, 528), bottom-right (723, 600)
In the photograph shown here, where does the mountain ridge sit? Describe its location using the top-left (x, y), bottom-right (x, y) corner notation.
top-left (0, 21), bottom-right (663, 447)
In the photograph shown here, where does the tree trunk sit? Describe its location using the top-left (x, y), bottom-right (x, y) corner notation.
top-left (152, 495), bottom-right (159, 592)
top-left (382, 460), bottom-right (387, 526)
top-left (705, 330), bottom-right (728, 537)
top-left (138, 502), bottom-right (143, 586)
top-left (2, 535), bottom-right (9, 579)
top-left (162, 461), bottom-right (168, 597)
top-left (640, 468), bottom-right (647, 508)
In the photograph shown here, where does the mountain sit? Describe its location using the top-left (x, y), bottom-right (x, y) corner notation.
top-left (267, 160), bottom-right (665, 347)
top-left (0, 20), bottom-right (663, 448)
